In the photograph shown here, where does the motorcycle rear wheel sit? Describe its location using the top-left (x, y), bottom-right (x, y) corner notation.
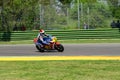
top-left (36, 45), bottom-right (44, 52)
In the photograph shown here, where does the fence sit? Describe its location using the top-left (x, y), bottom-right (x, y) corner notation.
top-left (0, 29), bottom-right (120, 41)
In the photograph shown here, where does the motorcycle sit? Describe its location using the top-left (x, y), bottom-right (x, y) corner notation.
top-left (33, 35), bottom-right (64, 52)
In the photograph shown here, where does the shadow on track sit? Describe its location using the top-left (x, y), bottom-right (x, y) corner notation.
top-left (35, 50), bottom-right (60, 53)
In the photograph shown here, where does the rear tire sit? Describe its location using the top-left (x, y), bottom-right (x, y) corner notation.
top-left (36, 45), bottom-right (44, 52)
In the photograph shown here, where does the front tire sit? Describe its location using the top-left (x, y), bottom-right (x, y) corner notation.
top-left (55, 44), bottom-right (64, 52)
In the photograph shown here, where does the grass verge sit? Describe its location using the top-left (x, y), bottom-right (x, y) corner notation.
top-left (0, 39), bottom-right (120, 44)
top-left (0, 60), bottom-right (120, 80)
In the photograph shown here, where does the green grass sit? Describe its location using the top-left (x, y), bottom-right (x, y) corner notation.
top-left (0, 40), bottom-right (33, 44)
top-left (0, 60), bottom-right (120, 80)
top-left (0, 39), bottom-right (120, 44)
top-left (60, 39), bottom-right (120, 43)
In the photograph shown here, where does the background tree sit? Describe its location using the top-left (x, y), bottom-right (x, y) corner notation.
top-left (0, 0), bottom-right (118, 31)
top-left (108, 0), bottom-right (120, 19)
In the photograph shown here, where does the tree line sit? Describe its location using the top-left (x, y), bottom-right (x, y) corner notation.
top-left (0, 0), bottom-right (120, 31)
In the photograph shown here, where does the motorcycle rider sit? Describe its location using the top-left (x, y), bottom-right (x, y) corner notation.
top-left (37, 29), bottom-right (49, 45)
top-left (37, 29), bottom-right (53, 48)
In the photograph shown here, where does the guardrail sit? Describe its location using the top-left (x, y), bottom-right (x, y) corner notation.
top-left (0, 29), bottom-right (120, 41)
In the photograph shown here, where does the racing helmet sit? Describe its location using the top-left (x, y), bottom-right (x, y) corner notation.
top-left (39, 29), bottom-right (45, 34)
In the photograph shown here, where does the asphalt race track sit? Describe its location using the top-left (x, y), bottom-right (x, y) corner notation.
top-left (0, 43), bottom-right (120, 56)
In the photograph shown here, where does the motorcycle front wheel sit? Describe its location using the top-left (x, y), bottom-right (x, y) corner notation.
top-left (55, 44), bottom-right (64, 52)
